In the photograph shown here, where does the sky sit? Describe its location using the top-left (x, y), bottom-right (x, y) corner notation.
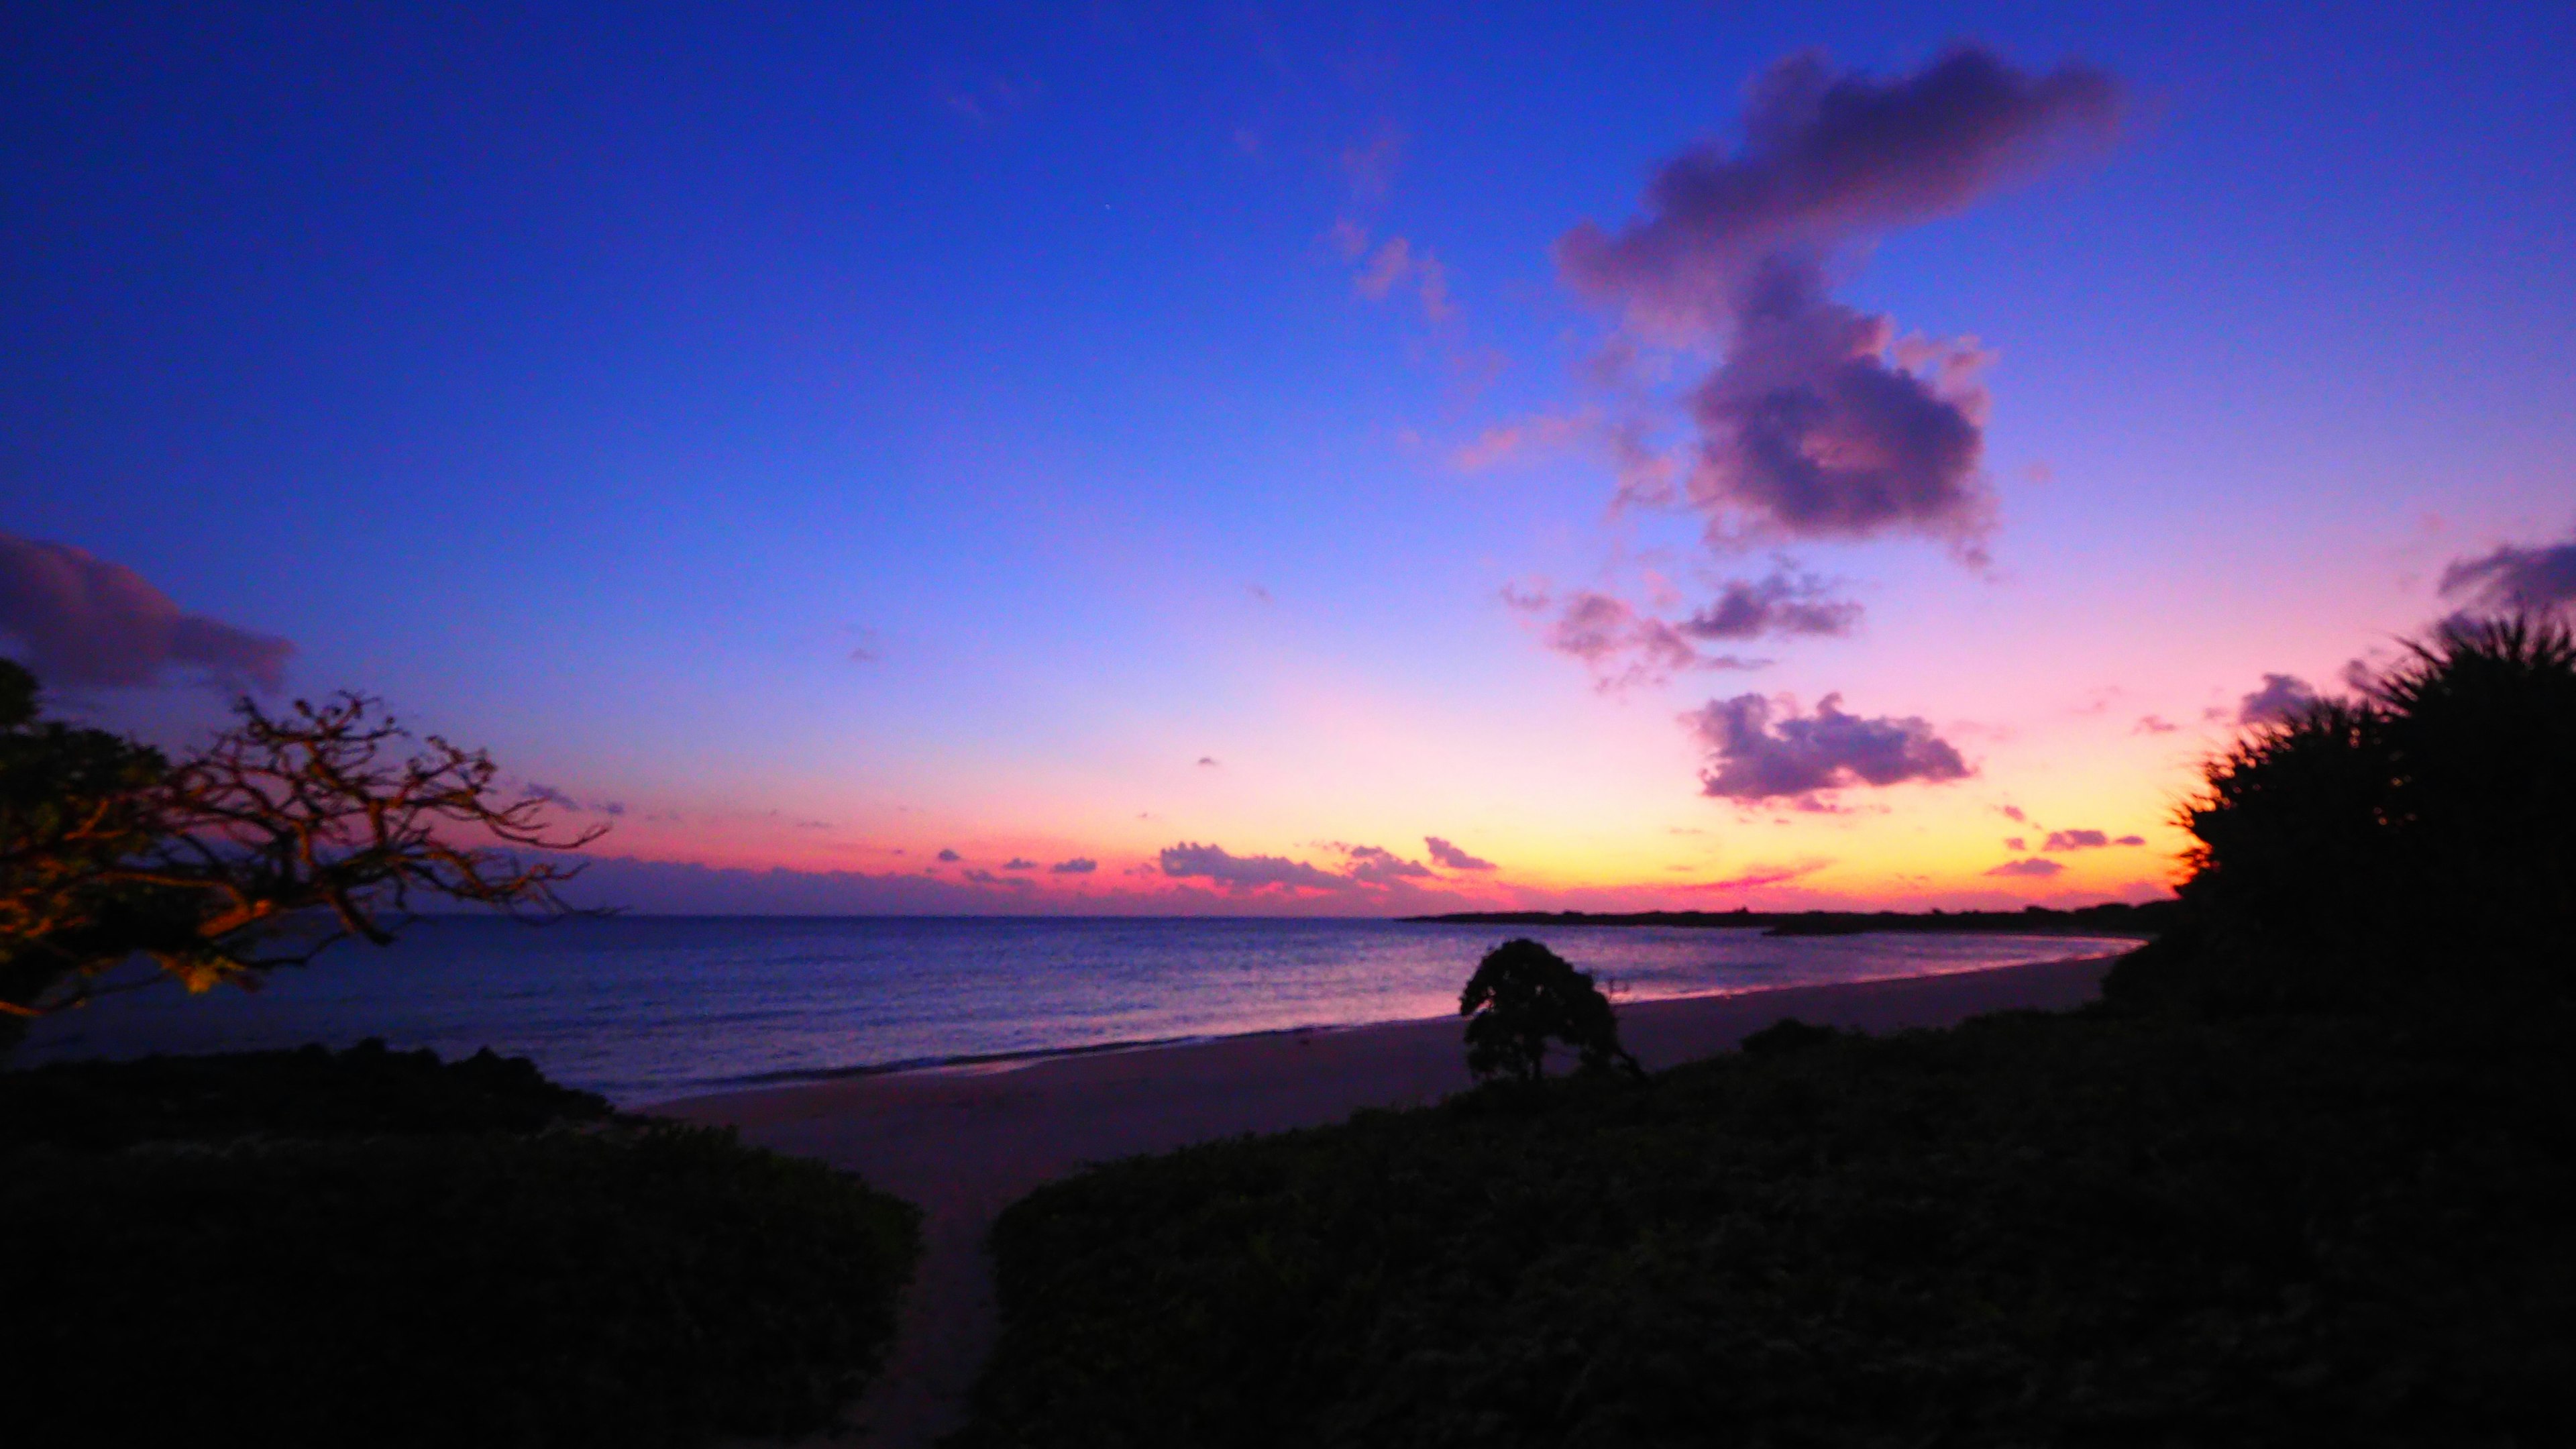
top-left (5, 3), bottom-right (2573, 914)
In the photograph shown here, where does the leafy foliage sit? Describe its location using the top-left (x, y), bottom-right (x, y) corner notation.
top-left (0, 659), bottom-right (602, 1038)
top-left (956, 1000), bottom-right (2576, 1447)
top-left (1458, 938), bottom-right (1642, 1084)
top-left (2109, 615), bottom-right (2576, 1012)
top-left (1, 1044), bottom-right (920, 1448)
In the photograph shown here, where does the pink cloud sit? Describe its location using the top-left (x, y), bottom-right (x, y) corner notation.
top-left (0, 533), bottom-right (292, 690)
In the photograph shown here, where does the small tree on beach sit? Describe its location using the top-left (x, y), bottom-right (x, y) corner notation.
top-left (1460, 938), bottom-right (1643, 1085)
top-left (0, 660), bottom-right (604, 1047)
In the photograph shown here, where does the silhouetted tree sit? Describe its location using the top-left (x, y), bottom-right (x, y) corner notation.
top-left (2110, 614), bottom-right (2576, 1012)
top-left (1460, 938), bottom-right (1643, 1084)
top-left (1, 661), bottom-right (602, 1046)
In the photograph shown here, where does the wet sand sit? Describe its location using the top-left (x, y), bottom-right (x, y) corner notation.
top-left (657, 951), bottom-right (2123, 1448)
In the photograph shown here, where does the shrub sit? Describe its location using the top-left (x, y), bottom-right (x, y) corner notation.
top-left (2109, 614), bottom-right (2576, 1013)
top-left (956, 1002), bottom-right (2576, 1448)
top-left (0, 1046), bottom-right (919, 1448)
top-left (1458, 938), bottom-right (1642, 1084)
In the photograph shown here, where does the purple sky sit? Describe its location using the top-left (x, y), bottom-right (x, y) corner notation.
top-left (4, 4), bottom-right (2571, 912)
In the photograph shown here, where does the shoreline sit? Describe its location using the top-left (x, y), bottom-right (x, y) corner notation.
top-left (658, 949), bottom-right (2128, 1449)
top-left (647, 938), bottom-right (2144, 1105)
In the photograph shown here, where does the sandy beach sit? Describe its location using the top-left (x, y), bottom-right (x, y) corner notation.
top-left (656, 951), bottom-right (2123, 1448)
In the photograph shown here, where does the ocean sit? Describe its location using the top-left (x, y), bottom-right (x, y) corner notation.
top-left (13, 916), bottom-right (2137, 1105)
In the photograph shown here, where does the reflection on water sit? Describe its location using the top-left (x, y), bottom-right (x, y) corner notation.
top-left (17, 916), bottom-right (2135, 1104)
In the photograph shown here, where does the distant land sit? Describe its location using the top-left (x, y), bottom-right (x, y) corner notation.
top-left (1404, 900), bottom-right (2181, 938)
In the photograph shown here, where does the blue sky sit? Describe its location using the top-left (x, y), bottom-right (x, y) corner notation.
top-left (5, 3), bottom-right (2571, 910)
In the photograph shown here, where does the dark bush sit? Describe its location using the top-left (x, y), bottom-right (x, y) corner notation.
top-left (1458, 938), bottom-right (1642, 1084)
top-left (956, 1001), bottom-right (2576, 1448)
top-left (2109, 614), bottom-right (2576, 1014)
top-left (1736, 1016), bottom-right (1841, 1056)
top-left (0, 1048), bottom-right (919, 1448)
top-left (0, 1037), bottom-right (611, 1152)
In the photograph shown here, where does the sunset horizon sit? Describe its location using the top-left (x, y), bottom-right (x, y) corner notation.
top-left (9, 7), bottom-right (2570, 916)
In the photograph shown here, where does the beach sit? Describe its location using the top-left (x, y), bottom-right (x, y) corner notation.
top-left (656, 950), bottom-right (2123, 1448)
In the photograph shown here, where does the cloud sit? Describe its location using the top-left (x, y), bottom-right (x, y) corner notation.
top-left (2000, 804), bottom-right (2027, 822)
top-left (2042, 828), bottom-right (2109, 851)
top-left (1675, 566), bottom-right (1861, 640)
top-left (1002, 857), bottom-right (1038, 871)
top-left (1552, 47), bottom-right (2122, 556)
top-left (1690, 858), bottom-right (1831, 891)
top-left (1159, 841), bottom-right (1350, 892)
top-left (1197, 756), bottom-right (1220, 767)
top-left (0, 533), bottom-right (293, 690)
top-left (1356, 236), bottom-right (1413, 298)
top-left (1688, 691), bottom-right (1971, 803)
top-left (1556, 46), bottom-right (2123, 334)
top-left (1347, 233), bottom-right (1453, 322)
top-left (1340, 124), bottom-right (1403, 200)
top-left (962, 867), bottom-right (1037, 892)
top-left (1540, 588), bottom-right (1768, 690)
top-left (936, 848), bottom-right (961, 862)
top-left (2133, 714), bottom-right (2179, 735)
top-left (2438, 531), bottom-right (2576, 615)
top-left (1984, 857), bottom-right (2065, 877)
top-left (2237, 673), bottom-right (2320, 726)
top-left (1449, 413), bottom-right (1589, 472)
top-left (1681, 254), bottom-right (1998, 551)
top-left (2114, 835), bottom-right (2146, 847)
top-left (2004, 836), bottom-right (2027, 851)
top-left (1342, 843), bottom-right (1434, 884)
top-left (1050, 857), bottom-right (1097, 875)
top-left (1424, 836), bottom-right (1497, 871)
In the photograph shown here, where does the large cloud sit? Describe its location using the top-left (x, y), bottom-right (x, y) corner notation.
top-left (0, 534), bottom-right (292, 690)
top-left (1680, 253), bottom-right (1996, 548)
top-left (1554, 46), bottom-right (2122, 553)
top-left (2439, 533), bottom-right (2576, 616)
top-left (1558, 46), bottom-right (2123, 331)
top-left (1688, 691), bottom-right (1971, 803)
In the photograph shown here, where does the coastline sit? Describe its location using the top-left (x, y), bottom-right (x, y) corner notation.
top-left (655, 949), bottom-right (2127, 1448)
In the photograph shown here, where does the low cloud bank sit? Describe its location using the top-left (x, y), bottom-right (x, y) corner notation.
top-left (0, 533), bottom-right (292, 690)
top-left (1985, 857), bottom-right (2065, 878)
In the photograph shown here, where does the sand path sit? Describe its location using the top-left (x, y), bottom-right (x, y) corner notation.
top-left (656, 951), bottom-right (2121, 1448)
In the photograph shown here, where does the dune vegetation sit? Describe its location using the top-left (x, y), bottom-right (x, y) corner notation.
top-left (1, 1040), bottom-right (920, 1448)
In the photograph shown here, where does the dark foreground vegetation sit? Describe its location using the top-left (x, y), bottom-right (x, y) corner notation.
top-left (954, 619), bottom-right (2576, 1447)
top-left (1, 1042), bottom-right (920, 1448)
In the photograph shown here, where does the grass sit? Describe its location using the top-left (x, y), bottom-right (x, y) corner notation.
top-left (1, 1041), bottom-right (919, 1448)
top-left (952, 988), bottom-right (2576, 1447)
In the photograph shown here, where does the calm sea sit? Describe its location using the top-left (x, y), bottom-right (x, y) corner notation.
top-left (14, 917), bottom-right (2136, 1105)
